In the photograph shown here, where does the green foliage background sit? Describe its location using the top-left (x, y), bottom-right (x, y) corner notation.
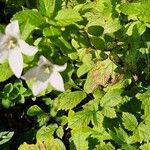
top-left (1, 0), bottom-right (150, 149)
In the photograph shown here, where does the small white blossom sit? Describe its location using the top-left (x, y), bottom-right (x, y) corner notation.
top-left (0, 20), bottom-right (37, 78)
top-left (22, 56), bottom-right (67, 96)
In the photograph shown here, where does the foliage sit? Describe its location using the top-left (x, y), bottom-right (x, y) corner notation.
top-left (1, 0), bottom-right (150, 149)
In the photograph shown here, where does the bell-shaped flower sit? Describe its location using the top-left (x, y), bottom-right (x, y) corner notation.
top-left (22, 56), bottom-right (67, 96)
top-left (0, 20), bottom-right (37, 78)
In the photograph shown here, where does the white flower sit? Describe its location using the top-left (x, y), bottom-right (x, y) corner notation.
top-left (22, 56), bottom-right (67, 96)
top-left (0, 20), bottom-right (37, 78)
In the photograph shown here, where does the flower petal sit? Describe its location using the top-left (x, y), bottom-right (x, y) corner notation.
top-left (49, 70), bottom-right (65, 92)
top-left (5, 20), bottom-right (20, 39)
top-left (8, 48), bottom-right (23, 78)
top-left (32, 80), bottom-right (48, 96)
top-left (19, 40), bottom-right (37, 56)
top-left (0, 50), bottom-right (8, 63)
top-left (21, 66), bottom-right (38, 80)
top-left (38, 55), bottom-right (51, 66)
top-left (0, 34), bottom-right (6, 46)
top-left (53, 63), bottom-right (67, 72)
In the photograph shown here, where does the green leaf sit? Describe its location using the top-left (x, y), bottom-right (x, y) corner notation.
top-left (94, 143), bottom-right (115, 150)
top-left (87, 25), bottom-right (104, 36)
top-left (104, 18), bottom-right (121, 34)
top-left (0, 63), bottom-right (13, 82)
top-left (55, 8), bottom-right (82, 26)
top-left (21, 19), bottom-right (35, 40)
top-left (140, 143), bottom-right (150, 150)
top-left (19, 137), bottom-right (65, 150)
top-left (126, 21), bottom-right (146, 36)
top-left (27, 105), bottom-right (49, 126)
top-left (36, 124), bottom-right (58, 140)
top-left (119, 3), bottom-right (141, 16)
top-left (36, 125), bottom-right (65, 150)
top-left (90, 36), bottom-right (105, 50)
top-left (121, 144), bottom-right (137, 150)
top-left (86, 11), bottom-right (121, 34)
top-left (48, 138), bottom-right (66, 150)
top-left (110, 128), bottom-right (129, 145)
top-left (68, 110), bottom-right (93, 129)
top-left (51, 36), bottom-right (75, 54)
top-left (38, 0), bottom-right (61, 18)
top-left (70, 127), bottom-right (92, 150)
top-left (132, 123), bottom-right (150, 143)
top-left (92, 111), bottom-right (104, 128)
top-left (18, 142), bottom-right (38, 150)
top-left (0, 131), bottom-right (14, 145)
top-left (0, 24), bottom-right (4, 33)
top-left (12, 10), bottom-right (45, 27)
top-left (100, 88), bottom-right (123, 107)
top-left (3, 83), bottom-right (13, 93)
top-left (122, 112), bottom-right (138, 131)
top-left (101, 107), bottom-right (116, 118)
top-left (56, 126), bottom-right (64, 139)
top-left (43, 26), bottom-right (61, 37)
top-left (136, 88), bottom-right (150, 116)
top-left (56, 91), bottom-right (86, 110)
top-left (77, 63), bottom-right (92, 77)
top-left (119, 2), bottom-right (150, 22)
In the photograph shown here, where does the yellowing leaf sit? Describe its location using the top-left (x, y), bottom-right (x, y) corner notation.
top-left (84, 59), bottom-right (117, 93)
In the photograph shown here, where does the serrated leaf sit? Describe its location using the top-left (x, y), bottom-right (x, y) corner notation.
top-left (70, 127), bottom-right (92, 150)
top-left (56, 91), bottom-right (86, 110)
top-left (0, 63), bottom-right (13, 82)
top-left (132, 123), bottom-right (150, 143)
top-left (68, 110), bottom-right (93, 129)
top-left (100, 88), bottom-right (122, 107)
top-left (121, 144), bottom-right (137, 150)
top-left (19, 137), bottom-right (65, 150)
top-left (122, 112), bottom-right (138, 131)
top-left (119, 2), bottom-right (150, 22)
top-left (36, 124), bottom-right (58, 140)
top-left (92, 111), bottom-right (104, 128)
top-left (27, 105), bottom-right (49, 126)
top-left (49, 138), bottom-right (66, 150)
top-left (94, 143), bottom-right (115, 150)
top-left (0, 131), bottom-right (14, 145)
top-left (101, 107), bottom-right (116, 118)
top-left (110, 128), bottom-right (129, 145)
top-left (55, 8), bottom-right (82, 26)
top-left (56, 126), bottom-right (64, 139)
top-left (119, 3), bottom-right (141, 16)
top-left (136, 88), bottom-right (150, 116)
top-left (12, 10), bottom-right (45, 27)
